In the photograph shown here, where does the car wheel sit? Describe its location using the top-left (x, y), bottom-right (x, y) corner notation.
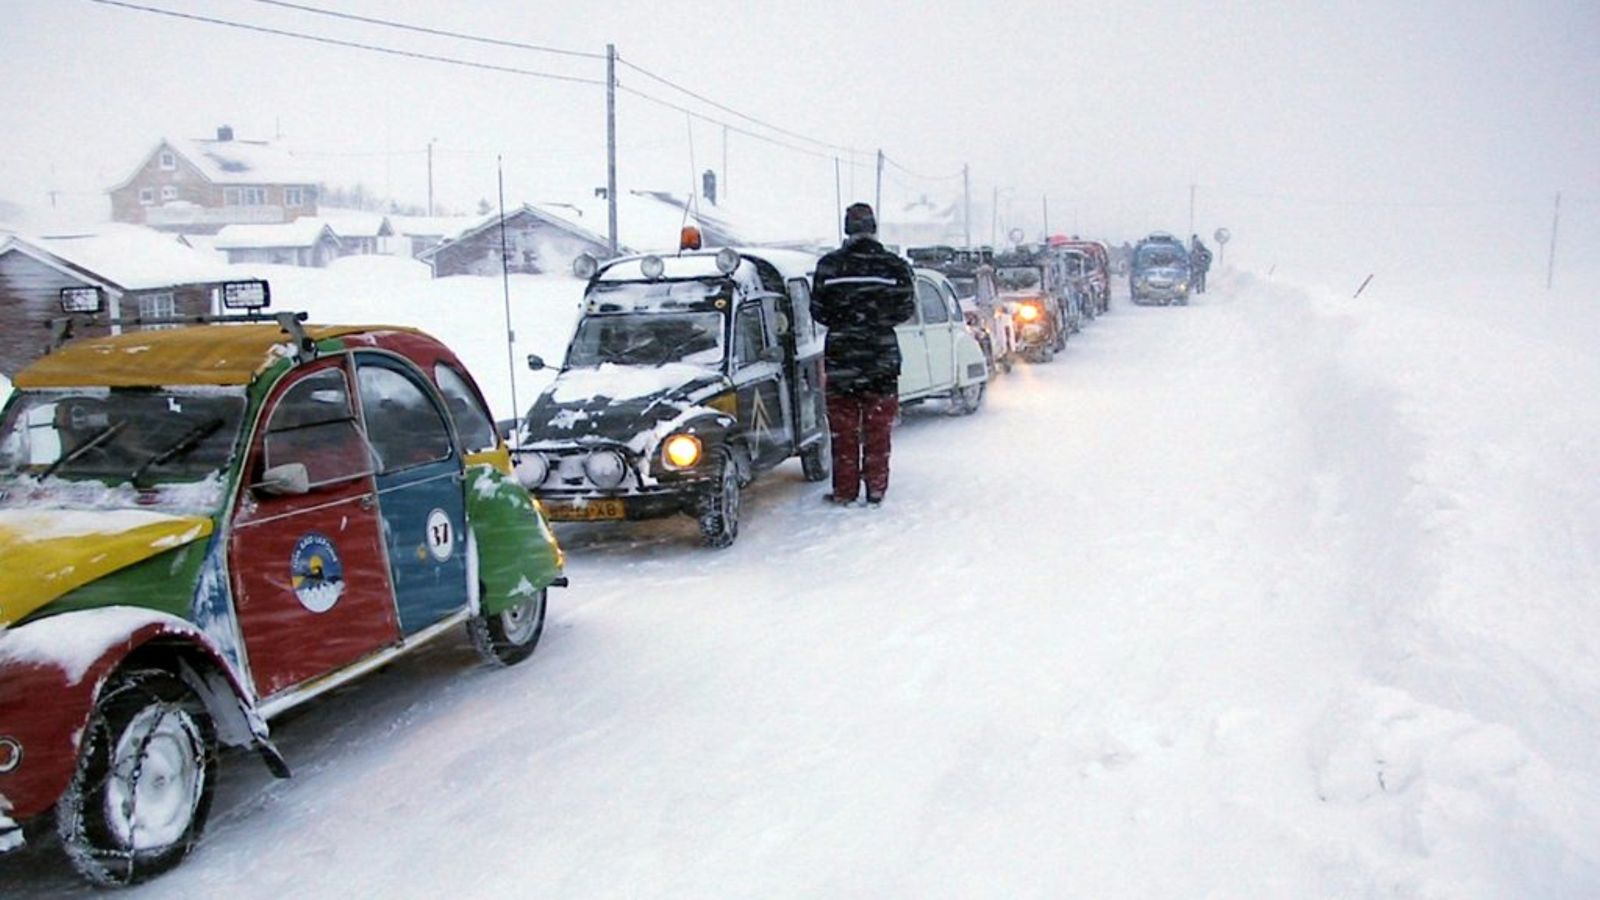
top-left (698, 453), bottom-right (741, 549)
top-left (800, 428), bottom-right (831, 483)
top-left (56, 669), bottom-right (216, 887)
top-left (949, 381), bottom-right (985, 416)
top-left (468, 587), bottom-right (547, 667)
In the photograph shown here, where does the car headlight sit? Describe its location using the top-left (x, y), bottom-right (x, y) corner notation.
top-left (584, 449), bottom-right (628, 488)
top-left (1016, 304), bottom-right (1041, 322)
top-left (662, 434), bottom-right (702, 470)
top-left (513, 451), bottom-right (548, 488)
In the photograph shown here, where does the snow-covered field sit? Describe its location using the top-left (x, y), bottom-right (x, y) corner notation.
top-left (3, 266), bottom-right (1598, 898)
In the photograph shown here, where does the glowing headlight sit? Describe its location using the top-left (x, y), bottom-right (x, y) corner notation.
top-left (662, 434), bottom-right (703, 469)
top-left (584, 449), bottom-right (628, 488)
top-left (513, 451), bottom-right (548, 488)
top-left (1016, 304), bottom-right (1041, 322)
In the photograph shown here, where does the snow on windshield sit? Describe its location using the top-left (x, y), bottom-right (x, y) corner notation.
top-left (565, 312), bottom-right (724, 369)
top-left (0, 387), bottom-right (245, 512)
top-left (995, 266), bottom-right (1042, 290)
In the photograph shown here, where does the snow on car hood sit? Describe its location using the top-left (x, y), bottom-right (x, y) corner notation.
top-left (525, 363), bottom-right (728, 445)
top-left (0, 509), bottom-right (213, 627)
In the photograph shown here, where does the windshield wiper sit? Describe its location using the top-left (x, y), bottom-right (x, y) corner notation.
top-left (40, 419), bottom-right (126, 480)
top-left (132, 417), bottom-right (225, 484)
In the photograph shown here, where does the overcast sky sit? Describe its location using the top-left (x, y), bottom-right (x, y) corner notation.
top-left (3, 0), bottom-right (1596, 283)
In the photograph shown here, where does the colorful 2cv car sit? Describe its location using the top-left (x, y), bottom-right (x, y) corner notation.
top-left (517, 245), bottom-right (830, 548)
top-left (0, 291), bottom-right (564, 885)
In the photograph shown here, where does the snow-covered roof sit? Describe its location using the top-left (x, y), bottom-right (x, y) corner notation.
top-left (316, 208), bottom-right (394, 239)
top-left (172, 137), bottom-right (317, 186)
top-left (388, 214), bottom-right (478, 240)
top-left (213, 219), bottom-right (340, 251)
top-left (1, 225), bottom-right (235, 291)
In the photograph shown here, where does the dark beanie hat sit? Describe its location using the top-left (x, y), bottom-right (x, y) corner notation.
top-left (843, 202), bottom-right (877, 236)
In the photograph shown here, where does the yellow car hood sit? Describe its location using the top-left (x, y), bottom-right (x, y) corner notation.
top-left (0, 509), bottom-right (213, 627)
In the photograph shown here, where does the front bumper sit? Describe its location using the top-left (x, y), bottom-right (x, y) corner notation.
top-left (535, 482), bottom-right (712, 523)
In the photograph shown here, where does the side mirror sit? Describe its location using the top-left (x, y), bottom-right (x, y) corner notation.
top-left (526, 354), bottom-right (546, 371)
top-left (256, 462), bottom-right (310, 496)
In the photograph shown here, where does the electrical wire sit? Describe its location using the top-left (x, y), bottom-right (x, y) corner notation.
top-left (616, 55), bottom-right (859, 157)
top-left (87, 0), bottom-right (606, 86)
top-left (881, 153), bottom-right (963, 182)
top-left (244, 0), bottom-right (605, 59)
top-left (615, 83), bottom-right (843, 163)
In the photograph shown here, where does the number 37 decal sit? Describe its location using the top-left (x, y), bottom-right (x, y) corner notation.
top-left (425, 508), bottom-right (455, 562)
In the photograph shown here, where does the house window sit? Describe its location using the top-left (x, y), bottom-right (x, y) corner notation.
top-left (284, 187), bottom-right (302, 207)
top-left (137, 293), bottom-right (178, 329)
top-left (161, 185), bottom-right (178, 202)
top-left (159, 151), bottom-right (176, 171)
top-left (139, 188), bottom-right (155, 205)
top-left (224, 187), bottom-right (268, 206)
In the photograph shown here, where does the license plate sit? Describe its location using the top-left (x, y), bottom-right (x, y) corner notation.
top-left (544, 498), bottom-right (626, 521)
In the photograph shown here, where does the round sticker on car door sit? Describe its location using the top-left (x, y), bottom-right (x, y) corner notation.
top-left (425, 508), bottom-right (454, 562)
top-left (291, 533), bottom-right (345, 613)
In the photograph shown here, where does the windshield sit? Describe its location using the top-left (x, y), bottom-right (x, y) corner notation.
top-left (1135, 245), bottom-right (1188, 268)
top-left (995, 266), bottom-right (1043, 291)
top-left (565, 312), bottom-right (727, 368)
top-left (948, 276), bottom-right (978, 298)
top-left (0, 387), bottom-right (247, 511)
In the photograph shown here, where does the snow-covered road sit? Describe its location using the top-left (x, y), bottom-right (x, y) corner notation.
top-left (6, 271), bottom-right (1597, 898)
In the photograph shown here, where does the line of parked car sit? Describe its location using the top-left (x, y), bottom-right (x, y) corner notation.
top-left (510, 230), bottom-right (1116, 550)
top-left (0, 225), bottom-right (1120, 886)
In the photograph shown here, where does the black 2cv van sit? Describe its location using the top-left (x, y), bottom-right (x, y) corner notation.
top-left (516, 246), bottom-right (830, 548)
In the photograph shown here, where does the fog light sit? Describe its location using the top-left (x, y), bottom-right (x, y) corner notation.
top-left (513, 451), bottom-right (548, 488)
top-left (0, 737), bottom-right (21, 773)
top-left (663, 434), bottom-right (702, 469)
top-left (584, 449), bottom-right (627, 488)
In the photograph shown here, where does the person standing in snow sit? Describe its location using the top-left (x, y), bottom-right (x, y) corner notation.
top-left (811, 202), bottom-right (916, 507)
top-left (1190, 234), bottom-right (1213, 293)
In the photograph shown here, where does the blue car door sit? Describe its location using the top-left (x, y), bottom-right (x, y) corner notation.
top-left (355, 355), bottom-right (469, 637)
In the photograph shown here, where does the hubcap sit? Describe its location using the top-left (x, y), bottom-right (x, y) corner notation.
top-left (499, 594), bottom-right (543, 644)
top-left (106, 704), bottom-right (204, 851)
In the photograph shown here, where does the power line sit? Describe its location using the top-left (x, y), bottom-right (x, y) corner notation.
top-left (615, 83), bottom-right (844, 163)
top-left (87, 0), bottom-right (606, 86)
top-left (881, 153), bottom-right (963, 182)
top-left (244, 0), bottom-right (605, 60)
top-left (616, 55), bottom-right (859, 158)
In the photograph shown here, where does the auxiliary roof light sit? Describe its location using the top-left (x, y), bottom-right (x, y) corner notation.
top-left (714, 248), bottom-right (740, 275)
top-left (679, 226), bottom-right (703, 251)
top-left (640, 255), bottom-right (666, 280)
top-left (573, 253), bottom-right (600, 279)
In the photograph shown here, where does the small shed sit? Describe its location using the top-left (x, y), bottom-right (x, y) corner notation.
top-left (213, 219), bottom-right (343, 267)
top-left (418, 205), bottom-right (612, 278)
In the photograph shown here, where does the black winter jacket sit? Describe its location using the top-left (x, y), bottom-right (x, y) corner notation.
top-left (811, 236), bottom-right (917, 396)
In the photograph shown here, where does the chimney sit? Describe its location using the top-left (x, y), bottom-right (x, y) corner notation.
top-left (702, 170), bottom-right (717, 206)
top-left (217, 125), bottom-right (234, 142)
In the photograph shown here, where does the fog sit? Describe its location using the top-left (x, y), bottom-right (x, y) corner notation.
top-left (2, 0), bottom-right (1597, 288)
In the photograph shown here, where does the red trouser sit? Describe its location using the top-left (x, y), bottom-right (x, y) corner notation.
top-left (827, 392), bottom-right (898, 501)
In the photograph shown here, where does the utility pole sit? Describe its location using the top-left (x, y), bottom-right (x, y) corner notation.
top-left (427, 138), bottom-right (435, 216)
top-left (722, 125), bottom-right (729, 202)
top-left (1188, 183), bottom-right (1196, 238)
top-left (875, 148), bottom-right (884, 215)
top-left (962, 164), bottom-right (971, 247)
top-left (606, 43), bottom-right (619, 256)
top-left (1042, 195), bottom-right (1050, 238)
top-left (1546, 191), bottom-right (1561, 290)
